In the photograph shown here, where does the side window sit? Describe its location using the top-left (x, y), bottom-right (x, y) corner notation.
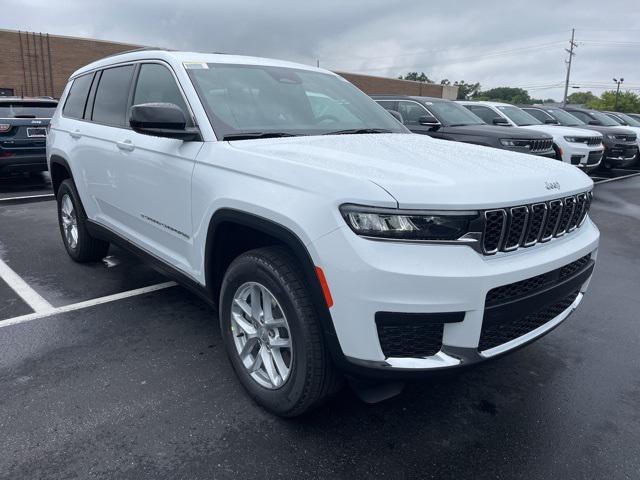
top-left (133, 63), bottom-right (191, 124)
top-left (397, 100), bottom-right (429, 126)
top-left (62, 73), bottom-right (94, 119)
top-left (92, 65), bottom-right (135, 127)
top-left (466, 105), bottom-right (499, 124)
top-left (525, 109), bottom-right (552, 123)
top-left (569, 111), bottom-right (591, 123)
top-left (375, 100), bottom-right (398, 112)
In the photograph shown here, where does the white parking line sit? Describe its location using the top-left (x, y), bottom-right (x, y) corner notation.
top-left (0, 281), bottom-right (177, 329)
top-left (594, 172), bottom-right (640, 185)
top-left (0, 257), bottom-right (54, 313)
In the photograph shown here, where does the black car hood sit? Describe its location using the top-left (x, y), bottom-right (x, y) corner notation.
top-left (568, 124), bottom-right (631, 136)
top-left (441, 124), bottom-right (552, 139)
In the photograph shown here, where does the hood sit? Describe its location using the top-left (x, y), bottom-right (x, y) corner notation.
top-left (576, 124), bottom-right (635, 136)
top-left (228, 133), bottom-right (593, 209)
top-left (443, 124), bottom-right (552, 139)
top-left (518, 124), bottom-right (601, 139)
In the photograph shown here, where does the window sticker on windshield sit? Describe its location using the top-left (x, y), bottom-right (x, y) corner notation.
top-left (424, 102), bottom-right (433, 105)
top-left (183, 62), bottom-right (209, 70)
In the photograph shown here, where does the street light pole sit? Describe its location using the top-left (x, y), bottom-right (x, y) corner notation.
top-left (613, 78), bottom-right (624, 111)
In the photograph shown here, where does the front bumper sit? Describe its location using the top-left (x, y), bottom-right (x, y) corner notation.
top-left (561, 143), bottom-right (603, 169)
top-left (312, 218), bottom-right (599, 376)
top-left (604, 144), bottom-right (638, 167)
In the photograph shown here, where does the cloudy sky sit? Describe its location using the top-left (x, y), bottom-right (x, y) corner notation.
top-left (3, 0), bottom-right (640, 100)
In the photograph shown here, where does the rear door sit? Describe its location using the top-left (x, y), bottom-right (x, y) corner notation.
top-left (112, 62), bottom-right (202, 271)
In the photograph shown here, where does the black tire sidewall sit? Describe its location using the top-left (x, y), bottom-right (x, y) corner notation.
top-left (219, 253), bottom-right (316, 415)
top-left (56, 179), bottom-right (88, 261)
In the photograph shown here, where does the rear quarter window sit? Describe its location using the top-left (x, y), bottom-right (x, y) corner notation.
top-left (92, 65), bottom-right (135, 127)
top-left (63, 73), bottom-right (95, 119)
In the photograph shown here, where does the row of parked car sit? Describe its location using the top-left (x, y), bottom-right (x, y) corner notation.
top-left (372, 96), bottom-right (640, 172)
top-left (1, 84), bottom-right (639, 178)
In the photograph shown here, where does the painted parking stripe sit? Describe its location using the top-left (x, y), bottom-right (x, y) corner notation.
top-left (0, 257), bottom-right (54, 313)
top-left (0, 281), bottom-right (177, 329)
top-left (594, 172), bottom-right (640, 185)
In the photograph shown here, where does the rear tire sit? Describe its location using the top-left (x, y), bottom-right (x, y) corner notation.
top-left (219, 246), bottom-right (341, 417)
top-left (56, 179), bottom-right (110, 262)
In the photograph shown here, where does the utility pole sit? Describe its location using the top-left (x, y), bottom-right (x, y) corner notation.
top-left (562, 28), bottom-right (577, 106)
top-left (613, 78), bottom-right (624, 110)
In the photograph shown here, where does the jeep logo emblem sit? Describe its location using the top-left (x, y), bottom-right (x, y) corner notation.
top-left (545, 181), bottom-right (561, 190)
top-left (30, 120), bottom-right (42, 124)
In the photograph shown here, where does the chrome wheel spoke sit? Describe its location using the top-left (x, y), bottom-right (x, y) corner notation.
top-left (60, 195), bottom-right (78, 250)
top-left (250, 284), bottom-right (262, 322)
top-left (260, 347), bottom-right (281, 387)
top-left (239, 337), bottom-right (259, 360)
top-left (249, 349), bottom-right (263, 373)
top-left (269, 336), bottom-right (290, 349)
top-left (270, 347), bottom-right (289, 381)
top-left (233, 298), bottom-right (252, 319)
top-left (232, 312), bottom-right (257, 337)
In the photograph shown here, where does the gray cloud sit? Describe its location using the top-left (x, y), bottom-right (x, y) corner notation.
top-left (5, 0), bottom-right (640, 100)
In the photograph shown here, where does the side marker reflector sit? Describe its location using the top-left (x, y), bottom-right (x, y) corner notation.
top-left (315, 266), bottom-right (334, 308)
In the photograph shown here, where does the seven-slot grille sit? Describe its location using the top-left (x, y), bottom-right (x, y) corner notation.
top-left (482, 192), bottom-right (592, 255)
top-left (612, 133), bottom-right (637, 142)
top-left (527, 139), bottom-right (554, 152)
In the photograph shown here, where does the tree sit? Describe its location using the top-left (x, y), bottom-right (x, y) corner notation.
top-left (440, 79), bottom-right (481, 100)
top-left (586, 90), bottom-right (640, 113)
top-left (398, 72), bottom-right (433, 83)
top-left (566, 91), bottom-right (598, 105)
top-left (475, 87), bottom-right (534, 105)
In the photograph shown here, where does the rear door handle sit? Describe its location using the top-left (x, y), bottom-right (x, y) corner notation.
top-left (69, 129), bottom-right (81, 139)
top-left (116, 139), bottom-right (135, 152)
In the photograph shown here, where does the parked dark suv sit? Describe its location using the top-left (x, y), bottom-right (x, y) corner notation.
top-left (561, 106), bottom-right (638, 169)
top-left (0, 97), bottom-right (58, 175)
top-left (522, 106), bottom-right (638, 170)
top-left (371, 95), bottom-right (555, 158)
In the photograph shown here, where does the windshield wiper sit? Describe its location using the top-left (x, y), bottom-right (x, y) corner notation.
top-left (322, 128), bottom-right (393, 135)
top-left (223, 132), bottom-right (300, 141)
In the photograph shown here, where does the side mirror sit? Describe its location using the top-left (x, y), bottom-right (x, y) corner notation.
top-left (418, 115), bottom-right (439, 126)
top-left (129, 102), bottom-right (200, 141)
top-left (492, 117), bottom-right (510, 126)
top-left (544, 118), bottom-right (559, 124)
top-left (387, 110), bottom-right (404, 123)
top-left (588, 119), bottom-right (601, 125)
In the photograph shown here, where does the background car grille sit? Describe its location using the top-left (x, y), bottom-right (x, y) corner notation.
top-left (482, 192), bottom-right (592, 255)
top-left (478, 290), bottom-right (580, 351)
top-left (527, 139), bottom-right (554, 152)
top-left (613, 134), bottom-right (637, 142)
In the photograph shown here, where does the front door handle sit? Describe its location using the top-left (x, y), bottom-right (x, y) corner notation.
top-left (69, 129), bottom-right (81, 139)
top-left (116, 139), bottom-right (135, 152)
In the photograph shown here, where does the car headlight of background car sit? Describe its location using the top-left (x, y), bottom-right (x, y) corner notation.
top-left (340, 205), bottom-right (478, 240)
top-left (499, 139), bottom-right (531, 148)
top-left (564, 136), bottom-right (582, 143)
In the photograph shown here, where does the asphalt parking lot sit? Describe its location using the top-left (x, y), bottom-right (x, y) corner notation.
top-left (0, 172), bottom-right (639, 479)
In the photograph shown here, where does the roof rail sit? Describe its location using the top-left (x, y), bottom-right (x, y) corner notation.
top-left (98, 46), bottom-right (173, 61)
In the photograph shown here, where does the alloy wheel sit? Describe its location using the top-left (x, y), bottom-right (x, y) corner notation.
top-left (230, 282), bottom-right (293, 389)
top-left (60, 194), bottom-right (78, 250)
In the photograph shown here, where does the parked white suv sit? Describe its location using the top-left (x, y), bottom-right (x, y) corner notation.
top-left (459, 101), bottom-right (604, 171)
top-left (47, 50), bottom-right (599, 416)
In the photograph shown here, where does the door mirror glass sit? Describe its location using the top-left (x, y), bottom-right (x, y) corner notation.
top-left (492, 117), bottom-right (510, 126)
top-left (544, 118), bottom-right (558, 124)
top-left (130, 103), bottom-right (199, 141)
top-left (588, 119), bottom-right (600, 125)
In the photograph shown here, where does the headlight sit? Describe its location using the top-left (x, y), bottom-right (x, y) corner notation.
top-left (564, 136), bottom-right (579, 143)
top-left (607, 134), bottom-right (618, 140)
top-left (340, 205), bottom-right (478, 241)
top-left (500, 138), bottom-right (529, 148)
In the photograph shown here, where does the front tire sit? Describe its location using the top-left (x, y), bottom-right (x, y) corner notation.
top-left (56, 179), bottom-right (110, 262)
top-left (219, 246), bottom-right (341, 416)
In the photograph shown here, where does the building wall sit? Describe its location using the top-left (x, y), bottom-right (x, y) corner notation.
top-left (0, 29), bottom-right (458, 100)
top-left (0, 29), bottom-right (140, 98)
top-left (337, 72), bottom-right (459, 100)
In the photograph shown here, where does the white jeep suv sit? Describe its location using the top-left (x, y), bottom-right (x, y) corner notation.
top-left (47, 50), bottom-right (599, 416)
top-left (459, 101), bottom-right (604, 171)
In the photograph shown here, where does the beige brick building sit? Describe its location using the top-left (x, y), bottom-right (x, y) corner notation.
top-left (0, 29), bottom-right (457, 100)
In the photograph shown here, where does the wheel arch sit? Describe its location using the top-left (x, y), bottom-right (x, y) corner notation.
top-left (49, 154), bottom-right (73, 195)
top-left (204, 209), bottom-right (342, 357)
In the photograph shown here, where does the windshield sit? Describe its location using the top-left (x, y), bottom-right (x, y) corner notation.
top-left (187, 63), bottom-right (406, 139)
top-left (496, 105), bottom-right (542, 126)
top-left (544, 108), bottom-right (585, 126)
top-left (589, 110), bottom-right (619, 126)
top-left (427, 101), bottom-right (485, 126)
top-left (0, 102), bottom-right (57, 118)
top-left (615, 112), bottom-right (640, 127)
